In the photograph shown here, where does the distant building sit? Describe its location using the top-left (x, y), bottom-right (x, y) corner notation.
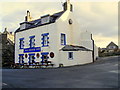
top-left (106, 42), bottom-right (118, 52)
top-left (15, 0), bottom-right (98, 67)
top-left (99, 41), bottom-right (119, 57)
top-left (0, 28), bottom-right (14, 67)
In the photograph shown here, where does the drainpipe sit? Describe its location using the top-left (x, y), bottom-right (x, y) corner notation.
top-left (92, 40), bottom-right (95, 63)
top-left (91, 34), bottom-right (94, 63)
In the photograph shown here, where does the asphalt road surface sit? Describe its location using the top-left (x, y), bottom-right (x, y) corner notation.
top-left (2, 56), bottom-right (119, 88)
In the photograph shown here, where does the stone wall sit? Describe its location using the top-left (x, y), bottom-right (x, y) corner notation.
top-left (0, 33), bottom-right (14, 67)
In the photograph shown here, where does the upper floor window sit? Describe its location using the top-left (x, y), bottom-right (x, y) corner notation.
top-left (19, 38), bottom-right (24, 49)
top-left (109, 46), bottom-right (116, 49)
top-left (61, 33), bottom-right (66, 45)
top-left (29, 36), bottom-right (35, 48)
top-left (41, 33), bottom-right (49, 47)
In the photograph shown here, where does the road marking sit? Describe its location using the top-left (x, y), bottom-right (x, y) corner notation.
top-left (109, 70), bottom-right (118, 73)
top-left (2, 83), bottom-right (7, 86)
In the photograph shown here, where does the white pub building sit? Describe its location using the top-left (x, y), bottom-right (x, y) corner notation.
top-left (15, 0), bottom-right (98, 68)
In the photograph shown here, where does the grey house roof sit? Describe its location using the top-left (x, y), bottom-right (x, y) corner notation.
top-left (107, 42), bottom-right (118, 48)
top-left (60, 45), bottom-right (92, 51)
top-left (15, 11), bottom-right (65, 33)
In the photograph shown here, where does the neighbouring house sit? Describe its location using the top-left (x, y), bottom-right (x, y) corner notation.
top-left (106, 42), bottom-right (118, 52)
top-left (99, 41), bottom-right (119, 57)
top-left (0, 28), bottom-right (14, 67)
top-left (15, 0), bottom-right (98, 67)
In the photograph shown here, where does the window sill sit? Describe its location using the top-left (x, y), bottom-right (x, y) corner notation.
top-left (20, 48), bottom-right (24, 49)
top-left (29, 47), bottom-right (35, 48)
top-left (61, 44), bottom-right (66, 45)
top-left (42, 45), bottom-right (49, 47)
top-left (68, 58), bottom-right (73, 60)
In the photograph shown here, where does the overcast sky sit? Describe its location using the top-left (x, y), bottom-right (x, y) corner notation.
top-left (0, 0), bottom-right (118, 48)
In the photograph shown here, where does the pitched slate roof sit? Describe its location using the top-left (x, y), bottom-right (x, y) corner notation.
top-left (60, 45), bottom-right (92, 51)
top-left (15, 11), bottom-right (65, 33)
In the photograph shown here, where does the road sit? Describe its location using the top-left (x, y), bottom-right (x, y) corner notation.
top-left (2, 56), bottom-right (119, 88)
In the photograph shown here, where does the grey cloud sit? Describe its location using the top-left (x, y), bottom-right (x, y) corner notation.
top-left (1, 2), bottom-right (118, 39)
top-left (73, 2), bottom-right (117, 38)
top-left (2, 10), bottom-right (26, 32)
top-left (1, 2), bottom-right (62, 32)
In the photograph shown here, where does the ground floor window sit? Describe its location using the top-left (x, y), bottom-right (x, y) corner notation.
top-left (28, 54), bottom-right (35, 64)
top-left (41, 52), bottom-right (49, 64)
top-left (19, 54), bottom-right (24, 64)
top-left (68, 52), bottom-right (73, 60)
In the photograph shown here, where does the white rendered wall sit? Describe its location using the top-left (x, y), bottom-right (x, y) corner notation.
top-left (15, 23), bottom-right (60, 67)
top-left (79, 31), bottom-right (93, 50)
top-left (55, 10), bottom-right (82, 66)
top-left (94, 44), bottom-right (98, 60)
top-left (15, 9), bottom-right (98, 67)
top-left (59, 51), bottom-right (92, 67)
top-left (56, 10), bottom-right (81, 47)
top-left (79, 31), bottom-right (99, 60)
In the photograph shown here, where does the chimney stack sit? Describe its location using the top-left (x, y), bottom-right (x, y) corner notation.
top-left (5, 27), bottom-right (7, 31)
top-left (63, 0), bottom-right (73, 12)
top-left (25, 10), bottom-right (32, 22)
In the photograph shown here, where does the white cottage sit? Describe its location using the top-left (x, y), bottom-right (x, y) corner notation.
top-left (15, 0), bottom-right (98, 67)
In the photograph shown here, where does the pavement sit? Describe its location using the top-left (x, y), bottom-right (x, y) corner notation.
top-left (2, 56), bottom-right (119, 88)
